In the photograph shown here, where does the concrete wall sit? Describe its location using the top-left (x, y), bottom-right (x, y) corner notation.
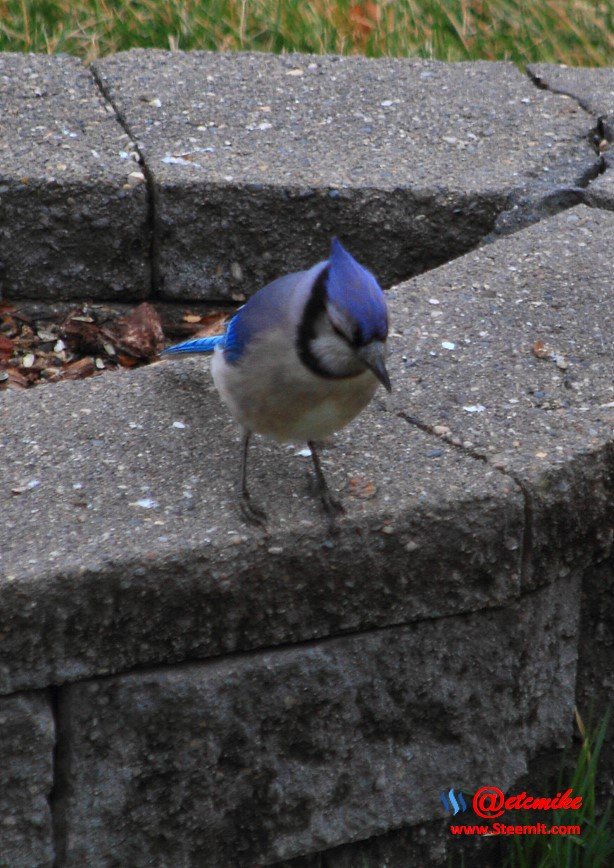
top-left (0, 52), bottom-right (612, 866)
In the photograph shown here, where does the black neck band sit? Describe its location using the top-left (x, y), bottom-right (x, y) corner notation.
top-left (296, 268), bottom-right (340, 380)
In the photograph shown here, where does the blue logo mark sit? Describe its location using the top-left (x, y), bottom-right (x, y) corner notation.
top-left (440, 788), bottom-right (467, 815)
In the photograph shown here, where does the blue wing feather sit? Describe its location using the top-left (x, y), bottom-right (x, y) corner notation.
top-left (222, 271), bottom-right (308, 363)
top-left (161, 335), bottom-right (225, 356)
top-left (161, 244), bottom-right (388, 364)
top-left (162, 265), bottom-right (321, 363)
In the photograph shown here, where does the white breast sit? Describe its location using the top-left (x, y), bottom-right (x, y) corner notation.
top-left (211, 329), bottom-right (379, 443)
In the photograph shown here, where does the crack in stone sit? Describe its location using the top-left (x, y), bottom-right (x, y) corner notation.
top-left (528, 67), bottom-right (603, 125)
top-left (88, 63), bottom-right (161, 297)
top-left (39, 563), bottom-right (555, 866)
top-left (525, 66), bottom-right (611, 200)
top-left (81, 61), bottom-right (606, 308)
top-left (484, 159), bottom-right (604, 241)
top-left (396, 411), bottom-right (533, 588)
top-left (476, 66), bottom-right (608, 239)
top-left (48, 684), bottom-right (67, 868)
top-left (31, 580), bottom-right (536, 701)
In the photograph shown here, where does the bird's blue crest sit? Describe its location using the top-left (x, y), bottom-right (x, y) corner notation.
top-left (325, 238), bottom-right (387, 344)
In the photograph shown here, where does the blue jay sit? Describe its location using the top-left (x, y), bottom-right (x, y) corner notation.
top-left (162, 238), bottom-right (391, 525)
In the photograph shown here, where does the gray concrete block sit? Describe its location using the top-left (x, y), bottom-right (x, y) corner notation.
top-left (586, 171), bottom-right (614, 210)
top-left (527, 64), bottom-right (614, 211)
top-left (92, 51), bottom-right (598, 300)
top-left (0, 361), bottom-right (523, 694)
top-left (528, 63), bottom-right (614, 120)
top-left (274, 818), bottom-right (449, 868)
top-left (56, 575), bottom-right (580, 867)
top-left (387, 205), bottom-right (613, 589)
top-left (0, 53), bottom-right (150, 301)
top-left (0, 691), bottom-right (54, 867)
top-left (320, 822), bottom-right (448, 868)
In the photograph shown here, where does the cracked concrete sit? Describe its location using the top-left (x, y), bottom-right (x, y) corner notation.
top-left (0, 53), bottom-right (150, 301)
top-left (89, 62), bottom-right (161, 295)
top-left (528, 63), bottom-right (614, 212)
top-left (1, 52), bottom-right (605, 304)
top-left (91, 51), bottom-right (599, 301)
top-left (0, 361), bottom-right (524, 694)
top-left (387, 205), bottom-right (613, 591)
top-left (528, 63), bottom-right (613, 125)
top-left (0, 50), bottom-right (612, 867)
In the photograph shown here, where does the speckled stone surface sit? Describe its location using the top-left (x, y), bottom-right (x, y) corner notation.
top-left (92, 51), bottom-right (598, 300)
top-left (387, 205), bottom-right (613, 589)
top-left (528, 63), bottom-right (614, 210)
top-left (0, 691), bottom-right (54, 867)
top-left (586, 170), bottom-right (614, 210)
top-left (1, 205), bottom-right (611, 694)
top-left (528, 63), bottom-right (614, 120)
top-left (56, 575), bottom-right (579, 867)
top-left (0, 53), bottom-right (149, 301)
top-left (273, 818), bottom-right (449, 868)
top-left (0, 149), bottom-right (609, 866)
top-left (0, 360), bottom-right (522, 694)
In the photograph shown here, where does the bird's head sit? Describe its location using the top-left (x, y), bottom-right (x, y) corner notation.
top-left (298, 238), bottom-right (391, 390)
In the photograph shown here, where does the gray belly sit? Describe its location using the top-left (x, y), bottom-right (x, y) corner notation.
top-left (211, 342), bottom-right (379, 443)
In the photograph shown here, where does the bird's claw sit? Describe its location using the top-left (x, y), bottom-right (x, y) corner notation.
top-left (239, 493), bottom-right (268, 527)
top-left (308, 471), bottom-right (345, 519)
top-left (321, 491), bottom-right (344, 536)
top-left (320, 490), bottom-right (345, 517)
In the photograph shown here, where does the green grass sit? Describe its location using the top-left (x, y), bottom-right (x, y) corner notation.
top-left (0, 0), bottom-right (612, 65)
top-left (504, 710), bottom-right (613, 868)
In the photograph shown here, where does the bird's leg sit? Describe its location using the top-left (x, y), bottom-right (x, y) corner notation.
top-left (308, 441), bottom-right (345, 518)
top-left (238, 430), bottom-right (267, 527)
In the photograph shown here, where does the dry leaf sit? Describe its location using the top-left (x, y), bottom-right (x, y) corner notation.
top-left (166, 310), bottom-right (230, 339)
top-left (349, 2), bottom-right (381, 41)
top-left (116, 352), bottom-right (140, 368)
top-left (0, 335), bottom-right (14, 360)
top-left (196, 311), bottom-right (230, 336)
top-left (0, 301), bottom-right (232, 390)
top-left (6, 369), bottom-right (29, 389)
top-left (58, 357), bottom-right (97, 381)
top-left (103, 302), bottom-right (164, 360)
top-left (61, 316), bottom-right (106, 355)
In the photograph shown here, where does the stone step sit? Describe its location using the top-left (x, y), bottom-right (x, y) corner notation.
top-left (0, 53), bottom-right (150, 302)
top-left (0, 50), bottom-right (612, 866)
top-left (2, 52), bottom-right (609, 304)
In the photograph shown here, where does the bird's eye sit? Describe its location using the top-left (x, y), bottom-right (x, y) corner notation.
top-left (331, 323), bottom-right (350, 342)
top-left (331, 322), bottom-right (362, 346)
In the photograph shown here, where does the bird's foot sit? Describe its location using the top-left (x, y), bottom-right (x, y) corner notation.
top-left (307, 471), bottom-right (345, 518)
top-left (319, 489), bottom-right (345, 517)
top-left (320, 490), bottom-right (344, 536)
top-left (239, 492), bottom-right (268, 528)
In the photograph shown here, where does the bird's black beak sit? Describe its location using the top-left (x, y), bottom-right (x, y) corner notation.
top-left (357, 341), bottom-right (392, 392)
